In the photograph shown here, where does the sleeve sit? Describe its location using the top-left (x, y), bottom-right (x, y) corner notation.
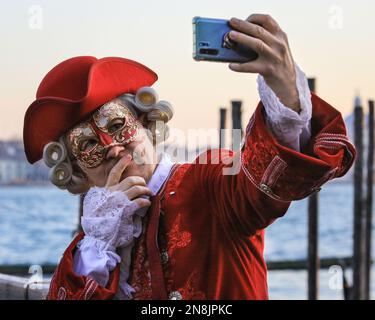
top-left (258, 63), bottom-right (312, 151)
top-left (46, 232), bottom-right (121, 300)
top-left (196, 93), bottom-right (356, 238)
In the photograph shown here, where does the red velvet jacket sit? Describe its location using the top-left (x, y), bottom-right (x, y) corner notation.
top-left (47, 93), bottom-right (355, 300)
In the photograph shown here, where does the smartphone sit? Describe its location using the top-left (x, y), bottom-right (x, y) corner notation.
top-left (193, 16), bottom-right (259, 63)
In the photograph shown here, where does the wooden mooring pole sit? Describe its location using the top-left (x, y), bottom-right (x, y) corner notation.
top-left (73, 194), bottom-right (84, 237)
top-left (219, 108), bottom-right (227, 149)
top-left (231, 101), bottom-right (243, 151)
top-left (352, 96), bottom-right (366, 300)
top-left (307, 78), bottom-right (319, 300)
top-left (365, 100), bottom-right (374, 299)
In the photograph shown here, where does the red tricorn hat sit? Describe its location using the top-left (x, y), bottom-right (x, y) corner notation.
top-left (23, 56), bottom-right (158, 164)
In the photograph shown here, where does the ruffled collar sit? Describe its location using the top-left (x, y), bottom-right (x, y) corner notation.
top-left (147, 152), bottom-right (174, 195)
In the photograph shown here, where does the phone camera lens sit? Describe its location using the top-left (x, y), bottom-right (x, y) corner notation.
top-left (199, 48), bottom-right (219, 56)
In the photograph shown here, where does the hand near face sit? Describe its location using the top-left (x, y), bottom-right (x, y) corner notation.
top-left (105, 154), bottom-right (152, 209)
top-left (228, 14), bottom-right (300, 113)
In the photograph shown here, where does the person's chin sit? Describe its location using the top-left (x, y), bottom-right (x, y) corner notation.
top-left (120, 164), bottom-right (145, 182)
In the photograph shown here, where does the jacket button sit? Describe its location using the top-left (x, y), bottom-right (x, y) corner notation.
top-left (161, 250), bottom-right (169, 264)
top-left (169, 291), bottom-right (182, 300)
top-left (260, 183), bottom-right (272, 195)
top-left (169, 191), bottom-right (176, 196)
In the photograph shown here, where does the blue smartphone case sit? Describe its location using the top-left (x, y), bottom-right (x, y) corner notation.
top-left (193, 16), bottom-right (258, 63)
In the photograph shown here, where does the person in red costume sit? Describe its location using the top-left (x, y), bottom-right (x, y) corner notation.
top-left (23, 14), bottom-right (355, 300)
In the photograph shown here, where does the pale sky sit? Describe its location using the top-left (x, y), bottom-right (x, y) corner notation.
top-left (0, 0), bottom-right (374, 146)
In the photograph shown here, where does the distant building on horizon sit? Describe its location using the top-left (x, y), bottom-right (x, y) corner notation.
top-left (0, 140), bottom-right (48, 184)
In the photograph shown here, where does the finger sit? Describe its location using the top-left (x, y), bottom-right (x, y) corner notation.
top-left (119, 176), bottom-right (147, 190)
top-left (228, 60), bottom-right (266, 74)
top-left (228, 30), bottom-right (274, 57)
top-left (229, 17), bottom-right (278, 47)
top-left (246, 14), bottom-right (281, 35)
top-left (133, 197), bottom-right (152, 208)
top-left (105, 154), bottom-right (132, 187)
top-left (125, 185), bottom-right (153, 200)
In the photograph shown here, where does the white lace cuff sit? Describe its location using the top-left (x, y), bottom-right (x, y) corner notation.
top-left (81, 187), bottom-right (141, 249)
top-left (73, 235), bottom-right (121, 287)
top-left (257, 62), bottom-right (312, 151)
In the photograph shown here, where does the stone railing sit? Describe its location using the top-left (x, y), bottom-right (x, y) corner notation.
top-left (0, 273), bottom-right (49, 300)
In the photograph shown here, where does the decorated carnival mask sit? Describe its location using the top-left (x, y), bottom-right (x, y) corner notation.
top-left (67, 101), bottom-right (140, 168)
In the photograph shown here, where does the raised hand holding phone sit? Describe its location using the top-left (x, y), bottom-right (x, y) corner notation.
top-left (227, 14), bottom-right (300, 112)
